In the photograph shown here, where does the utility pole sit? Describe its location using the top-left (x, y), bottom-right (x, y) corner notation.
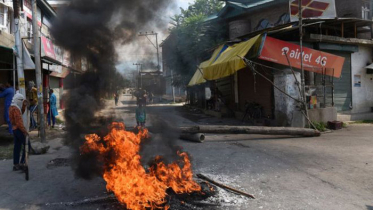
top-left (32, 0), bottom-right (46, 142)
top-left (138, 31), bottom-right (160, 71)
top-left (12, 0), bottom-right (29, 128)
top-left (299, 0), bottom-right (309, 124)
top-left (171, 70), bottom-right (175, 103)
top-left (12, 0), bottom-right (25, 96)
top-left (133, 63), bottom-right (142, 88)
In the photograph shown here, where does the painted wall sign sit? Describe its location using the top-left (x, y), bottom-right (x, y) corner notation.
top-left (41, 36), bottom-right (56, 60)
top-left (289, 0), bottom-right (337, 21)
top-left (259, 36), bottom-right (345, 78)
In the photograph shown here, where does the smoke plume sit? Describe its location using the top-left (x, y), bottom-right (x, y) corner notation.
top-left (51, 0), bottom-right (174, 179)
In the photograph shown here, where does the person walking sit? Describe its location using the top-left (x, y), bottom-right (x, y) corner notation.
top-left (135, 103), bottom-right (146, 127)
top-left (27, 81), bottom-right (38, 130)
top-left (0, 82), bottom-right (15, 134)
top-left (9, 93), bottom-right (29, 171)
top-left (47, 89), bottom-right (58, 128)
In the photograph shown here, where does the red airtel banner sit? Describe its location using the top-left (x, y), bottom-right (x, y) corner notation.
top-left (259, 36), bottom-right (345, 78)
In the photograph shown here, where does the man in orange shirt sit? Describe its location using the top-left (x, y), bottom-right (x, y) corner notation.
top-left (9, 93), bottom-right (29, 171)
top-left (27, 81), bottom-right (38, 130)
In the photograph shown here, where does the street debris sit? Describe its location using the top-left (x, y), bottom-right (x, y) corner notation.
top-left (179, 133), bottom-right (205, 143)
top-left (180, 125), bottom-right (321, 137)
top-left (47, 158), bottom-right (70, 169)
top-left (197, 174), bottom-right (255, 199)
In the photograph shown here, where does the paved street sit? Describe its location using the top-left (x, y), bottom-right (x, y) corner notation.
top-left (0, 95), bottom-right (372, 210)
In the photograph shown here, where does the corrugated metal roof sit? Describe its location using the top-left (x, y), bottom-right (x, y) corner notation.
top-left (205, 0), bottom-right (282, 22)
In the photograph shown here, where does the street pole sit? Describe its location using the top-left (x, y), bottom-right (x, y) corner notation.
top-left (171, 69), bottom-right (175, 103)
top-left (138, 31), bottom-right (160, 71)
top-left (32, 0), bottom-right (46, 142)
top-left (12, 0), bottom-right (25, 96)
top-left (299, 0), bottom-right (309, 125)
top-left (12, 0), bottom-right (29, 129)
top-left (133, 63), bottom-right (142, 89)
top-left (155, 33), bottom-right (160, 71)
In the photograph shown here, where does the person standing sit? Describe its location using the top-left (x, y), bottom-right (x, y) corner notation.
top-left (9, 93), bottom-right (29, 170)
top-left (135, 103), bottom-right (146, 127)
top-left (47, 89), bottom-right (58, 128)
top-left (0, 82), bottom-right (15, 134)
top-left (114, 90), bottom-right (119, 106)
top-left (27, 81), bottom-right (38, 130)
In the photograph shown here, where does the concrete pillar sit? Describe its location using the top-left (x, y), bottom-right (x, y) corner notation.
top-left (274, 70), bottom-right (305, 127)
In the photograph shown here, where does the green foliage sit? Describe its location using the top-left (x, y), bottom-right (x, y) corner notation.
top-left (166, 0), bottom-right (226, 86)
top-left (312, 122), bottom-right (327, 132)
top-left (307, 121), bottom-right (327, 132)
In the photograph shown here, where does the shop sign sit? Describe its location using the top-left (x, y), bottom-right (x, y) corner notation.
top-left (259, 36), bottom-right (345, 78)
top-left (41, 36), bottom-right (56, 60)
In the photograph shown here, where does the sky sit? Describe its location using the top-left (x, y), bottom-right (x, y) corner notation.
top-left (115, 0), bottom-right (196, 76)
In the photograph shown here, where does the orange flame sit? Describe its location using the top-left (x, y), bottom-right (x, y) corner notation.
top-left (80, 122), bottom-right (201, 209)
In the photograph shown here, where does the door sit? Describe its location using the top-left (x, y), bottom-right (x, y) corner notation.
top-left (333, 53), bottom-right (352, 112)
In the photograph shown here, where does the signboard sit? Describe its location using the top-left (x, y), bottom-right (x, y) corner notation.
top-left (41, 36), bottom-right (56, 60)
top-left (259, 36), bottom-right (345, 78)
top-left (289, 0), bottom-right (336, 21)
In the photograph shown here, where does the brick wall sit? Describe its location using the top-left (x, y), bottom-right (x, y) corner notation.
top-left (248, 4), bottom-right (290, 31)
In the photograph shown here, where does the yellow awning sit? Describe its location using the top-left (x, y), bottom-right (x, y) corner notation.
top-left (202, 35), bottom-right (263, 80)
top-left (188, 68), bottom-right (206, 86)
top-left (188, 45), bottom-right (226, 86)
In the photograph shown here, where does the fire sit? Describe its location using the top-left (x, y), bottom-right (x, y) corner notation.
top-left (80, 122), bottom-right (201, 209)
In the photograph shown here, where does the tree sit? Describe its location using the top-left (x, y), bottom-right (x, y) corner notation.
top-left (165, 0), bottom-right (226, 86)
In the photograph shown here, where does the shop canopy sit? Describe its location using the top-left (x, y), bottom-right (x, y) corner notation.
top-left (188, 35), bottom-right (264, 86)
top-left (188, 34), bottom-right (345, 86)
top-left (188, 45), bottom-right (228, 86)
top-left (202, 35), bottom-right (263, 80)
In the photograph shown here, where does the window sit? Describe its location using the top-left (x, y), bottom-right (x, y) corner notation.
top-left (362, 1), bottom-right (370, 20)
top-left (0, 4), bottom-right (8, 30)
top-left (27, 19), bottom-right (33, 43)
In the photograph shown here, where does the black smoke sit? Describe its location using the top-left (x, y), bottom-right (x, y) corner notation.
top-left (51, 0), bottom-right (173, 179)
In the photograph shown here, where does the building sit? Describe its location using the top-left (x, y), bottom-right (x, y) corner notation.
top-left (0, 0), bottom-right (84, 127)
top-left (165, 0), bottom-right (373, 126)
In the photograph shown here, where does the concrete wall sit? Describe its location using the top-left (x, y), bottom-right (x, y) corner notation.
top-left (335, 0), bottom-right (367, 18)
top-left (351, 45), bottom-right (373, 114)
top-left (308, 107), bottom-right (337, 123)
top-left (274, 70), bottom-right (305, 127)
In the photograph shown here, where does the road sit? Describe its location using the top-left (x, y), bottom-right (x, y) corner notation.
top-left (0, 94), bottom-right (372, 210)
